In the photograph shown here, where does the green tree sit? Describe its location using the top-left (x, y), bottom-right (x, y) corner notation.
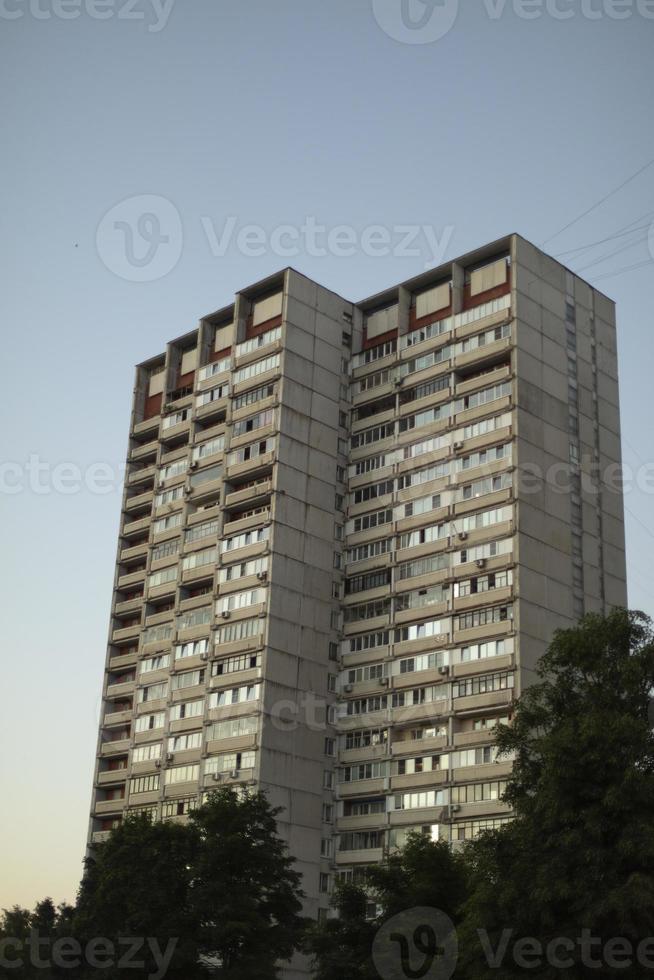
top-left (188, 788), bottom-right (306, 979)
top-left (460, 609), bottom-right (654, 979)
top-left (75, 813), bottom-right (201, 979)
top-left (305, 834), bottom-right (466, 980)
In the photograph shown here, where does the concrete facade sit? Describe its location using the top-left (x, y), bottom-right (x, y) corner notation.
top-left (89, 235), bottom-right (627, 977)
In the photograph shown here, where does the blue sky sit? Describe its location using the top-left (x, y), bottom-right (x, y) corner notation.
top-left (1, 0), bottom-right (653, 910)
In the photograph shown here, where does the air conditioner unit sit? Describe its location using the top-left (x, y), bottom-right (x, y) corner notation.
top-left (438, 665), bottom-right (450, 676)
top-left (476, 558), bottom-right (487, 569)
top-left (229, 769), bottom-right (239, 779)
top-left (200, 652), bottom-right (209, 661)
top-left (166, 752), bottom-right (174, 762)
top-left (189, 461), bottom-right (198, 470)
top-left (344, 683), bottom-right (353, 693)
top-left (154, 760), bottom-right (161, 768)
top-left (453, 440), bottom-right (464, 450)
top-left (211, 772), bottom-right (222, 782)
top-left (256, 571), bottom-right (268, 581)
top-left (379, 677), bottom-right (389, 687)
top-left (184, 486), bottom-right (192, 495)
top-left (458, 532), bottom-right (468, 541)
top-left (451, 804), bottom-right (461, 813)
top-left (221, 610), bottom-right (231, 619)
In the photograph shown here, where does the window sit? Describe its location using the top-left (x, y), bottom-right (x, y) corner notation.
top-left (400, 522), bottom-right (447, 549)
top-left (455, 322), bottom-right (510, 355)
top-left (135, 712), bottom-right (165, 733)
top-left (350, 422), bottom-right (395, 450)
top-left (340, 831), bottom-right (385, 851)
top-left (214, 617), bottom-right (263, 645)
top-left (394, 618), bottom-right (447, 642)
top-left (232, 409), bottom-right (275, 438)
top-left (347, 630), bottom-right (390, 653)
top-left (322, 804), bottom-right (334, 823)
top-left (346, 662), bottom-right (386, 684)
top-left (171, 669), bottom-right (205, 691)
top-left (205, 751), bottom-right (256, 774)
top-left (209, 684), bottom-right (261, 708)
top-left (323, 770), bottom-right (334, 789)
top-left (402, 316), bottom-right (451, 349)
top-left (457, 444), bottom-right (510, 471)
top-left (232, 353), bottom-right (281, 385)
top-left (394, 790), bottom-right (447, 810)
top-left (190, 463), bottom-right (223, 487)
top-left (344, 599), bottom-right (391, 623)
top-left (398, 461), bottom-right (449, 490)
top-left (321, 837), bottom-right (334, 858)
top-left (154, 485), bottom-right (184, 508)
top-left (455, 604), bottom-right (512, 631)
top-left (346, 570), bottom-right (391, 595)
top-left (461, 472), bottom-right (512, 501)
top-left (217, 588), bottom-right (265, 614)
top-left (460, 639), bottom-right (507, 662)
top-left (392, 686), bottom-right (447, 708)
top-left (352, 479), bottom-right (394, 505)
top-left (460, 381), bottom-right (511, 412)
top-left (132, 743), bottom-right (161, 763)
top-left (346, 696), bottom-right (389, 716)
top-left (140, 654), bottom-right (171, 673)
top-left (219, 556), bottom-right (268, 583)
top-left (192, 436), bottom-right (225, 461)
top-left (319, 873), bottom-right (331, 894)
top-left (340, 761), bottom-right (389, 782)
top-left (153, 513), bottom-right (183, 534)
top-left (169, 732), bottom-right (202, 752)
top-left (354, 367), bottom-right (396, 394)
top-left (212, 652), bottom-right (261, 676)
top-left (198, 358), bottom-right (231, 382)
top-left (399, 345), bottom-right (450, 378)
top-left (161, 409), bottom-right (190, 430)
top-left (196, 383), bottom-right (229, 408)
top-left (452, 671), bottom-right (514, 699)
top-left (186, 519), bottom-right (220, 544)
top-left (343, 798), bottom-right (386, 816)
top-left (206, 716), bottom-right (258, 741)
top-left (351, 508), bottom-right (393, 534)
top-left (182, 547), bottom-right (217, 572)
top-left (398, 651), bottom-right (447, 674)
top-left (152, 539), bottom-right (180, 561)
top-left (232, 382), bottom-right (275, 412)
top-left (221, 526), bottom-right (270, 553)
top-left (138, 682), bottom-right (168, 703)
top-left (451, 817), bottom-right (510, 841)
top-left (327, 674), bottom-right (337, 693)
top-left (175, 638), bottom-right (209, 661)
top-left (344, 729), bottom-right (388, 750)
top-left (130, 774), bottom-right (160, 795)
top-left (162, 797), bottom-right (199, 818)
top-left (235, 326), bottom-right (281, 357)
top-left (404, 493), bottom-right (441, 518)
top-left (399, 403), bottom-right (450, 433)
top-left (165, 765), bottom-right (200, 785)
top-left (324, 738), bottom-right (336, 756)
top-left (346, 538), bottom-right (393, 564)
top-left (147, 566), bottom-right (178, 589)
top-left (351, 339), bottom-right (397, 368)
top-left (159, 458), bottom-right (187, 481)
top-left (177, 607), bottom-right (212, 631)
top-left (398, 552), bottom-right (449, 581)
top-left (393, 755), bottom-right (442, 775)
top-left (451, 780), bottom-right (507, 804)
top-left (170, 699), bottom-right (204, 721)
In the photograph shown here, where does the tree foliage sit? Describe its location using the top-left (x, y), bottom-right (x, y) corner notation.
top-left (459, 608), bottom-right (654, 978)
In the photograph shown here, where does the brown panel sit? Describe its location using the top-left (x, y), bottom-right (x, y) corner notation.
top-left (244, 313), bottom-right (283, 340)
top-left (362, 327), bottom-right (398, 351)
top-left (143, 392), bottom-right (162, 419)
top-left (209, 346), bottom-right (232, 363)
top-left (462, 280), bottom-right (511, 311)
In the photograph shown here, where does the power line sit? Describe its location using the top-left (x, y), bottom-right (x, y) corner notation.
top-left (541, 157), bottom-right (654, 247)
top-left (572, 229), bottom-right (650, 276)
top-left (591, 258), bottom-right (653, 283)
top-left (553, 214), bottom-right (654, 258)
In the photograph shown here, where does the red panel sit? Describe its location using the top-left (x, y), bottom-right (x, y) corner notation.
top-left (143, 392), bottom-right (162, 419)
top-left (245, 313), bottom-right (283, 340)
top-left (361, 327), bottom-right (398, 351)
top-left (462, 279), bottom-right (511, 311)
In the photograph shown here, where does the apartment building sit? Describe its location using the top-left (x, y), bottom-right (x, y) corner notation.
top-left (89, 235), bottom-right (626, 975)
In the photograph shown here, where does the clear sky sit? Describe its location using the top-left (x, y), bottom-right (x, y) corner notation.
top-left (1, 0), bottom-right (653, 912)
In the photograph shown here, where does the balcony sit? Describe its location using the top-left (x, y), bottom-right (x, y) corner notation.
top-left (100, 737), bottom-right (131, 755)
top-left (104, 709), bottom-right (133, 727)
top-left (127, 464), bottom-right (156, 487)
top-left (106, 679), bottom-right (136, 699)
top-left (133, 416), bottom-right (160, 438)
top-left (94, 799), bottom-right (126, 816)
top-left (120, 541), bottom-right (149, 564)
top-left (91, 830), bottom-right (113, 843)
top-left (111, 623), bottom-right (141, 644)
top-left (117, 568), bottom-right (146, 589)
top-left (114, 596), bottom-right (144, 617)
top-left (122, 515), bottom-right (151, 539)
top-left (124, 489), bottom-right (154, 513)
top-left (130, 439), bottom-right (159, 463)
top-left (97, 769), bottom-right (128, 786)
